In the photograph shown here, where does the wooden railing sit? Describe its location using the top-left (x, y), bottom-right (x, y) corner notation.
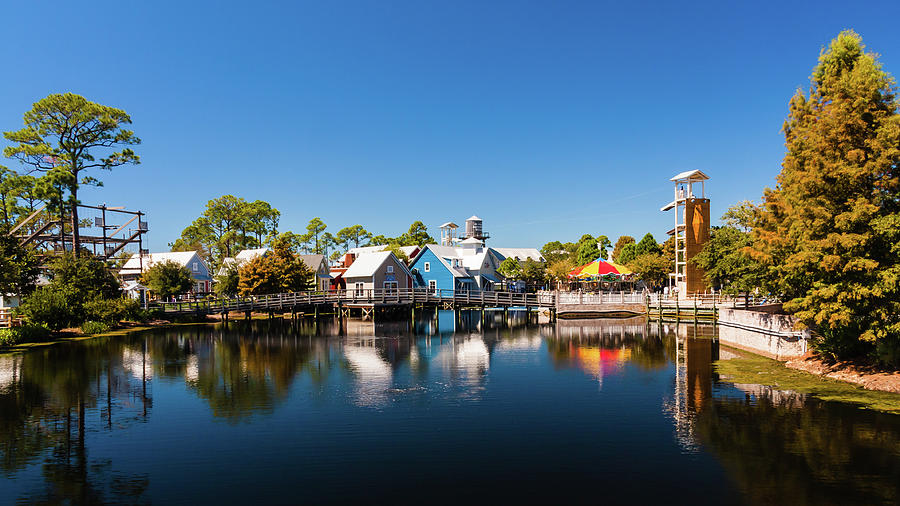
top-left (556, 291), bottom-right (648, 305)
top-left (156, 288), bottom-right (556, 315)
top-left (154, 288), bottom-right (775, 316)
top-left (0, 307), bottom-right (21, 329)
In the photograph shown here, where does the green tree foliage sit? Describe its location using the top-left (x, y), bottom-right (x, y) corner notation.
top-left (243, 200), bottom-right (280, 245)
top-left (368, 234), bottom-right (390, 246)
top-left (3, 93), bottom-right (140, 257)
top-left (540, 241), bottom-right (570, 264)
top-left (751, 31), bottom-right (900, 364)
top-left (522, 259), bottom-right (546, 285)
top-left (47, 252), bottom-right (120, 300)
top-left (17, 253), bottom-right (120, 329)
top-left (0, 234), bottom-right (39, 295)
top-left (173, 195), bottom-right (281, 267)
top-left (304, 217), bottom-right (327, 254)
top-left (321, 231), bottom-right (336, 259)
top-left (693, 204), bottom-right (765, 294)
top-left (497, 257), bottom-right (523, 280)
top-left (83, 297), bottom-right (142, 326)
top-left (386, 244), bottom-right (410, 264)
top-left (399, 221), bottom-right (434, 246)
top-left (660, 235), bottom-right (676, 271)
top-left (617, 242), bottom-right (638, 265)
top-left (546, 258), bottom-right (575, 283)
top-left (694, 227), bottom-right (749, 291)
top-left (142, 260), bottom-right (194, 300)
top-left (575, 239), bottom-right (601, 266)
top-left (612, 236), bottom-right (635, 263)
top-left (626, 252), bottom-right (670, 289)
top-left (237, 238), bottom-right (313, 296)
top-left (336, 225), bottom-right (370, 250)
top-left (16, 287), bottom-right (71, 330)
top-left (214, 262), bottom-right (241, 297)
top-left (596, 235), bottom-right (612, 260)
top-left (634, 233), bottom-right (662, 256)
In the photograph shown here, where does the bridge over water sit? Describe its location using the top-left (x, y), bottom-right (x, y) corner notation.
top-left (156, 288), bottom-right (736, 321)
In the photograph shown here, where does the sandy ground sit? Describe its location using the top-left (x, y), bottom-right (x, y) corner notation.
top-left (786, 355), bottom-right (900, 393)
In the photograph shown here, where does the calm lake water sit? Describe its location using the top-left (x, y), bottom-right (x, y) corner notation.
top-left (1, 311), bottom-right (899, 505)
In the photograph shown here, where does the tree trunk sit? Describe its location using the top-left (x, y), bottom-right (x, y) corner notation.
top-left (71, 193), bottom-right (80, 257)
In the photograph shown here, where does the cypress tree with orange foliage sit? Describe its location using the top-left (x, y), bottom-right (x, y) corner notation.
top-left (752, 30), bottom-right (900, 363)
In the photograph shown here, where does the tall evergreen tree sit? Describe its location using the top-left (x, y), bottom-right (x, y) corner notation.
top-left (752, 31), bottom-right (900, 362)
top-left (3, 93), bottom-right (140, 257)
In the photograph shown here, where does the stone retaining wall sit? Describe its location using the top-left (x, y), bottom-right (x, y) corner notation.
top-left (717, 306), bottom-right (808, 360)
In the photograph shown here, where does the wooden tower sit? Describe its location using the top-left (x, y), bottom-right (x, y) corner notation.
top-left (661, 170), bottom-right (710, 297)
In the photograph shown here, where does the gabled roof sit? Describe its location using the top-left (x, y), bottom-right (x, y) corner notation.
top-left (411, 244), bottom-right (474, 278)
top-left (440, 222), bottom-right (458, 228)
top-left (670, 169), bottom-right (709, 181)
top-left (236, 248), bottom-right (268, 261)
top-left (122, 280), bottom-right (147, 291)
top-left (120, 251), bottom-right (203, 276)
top-left (343, 251), bottom-right (411, 278)
top-left (493, 248), bottom-right (544, 262)
top-left (298, 254), bottom-right (327, 272)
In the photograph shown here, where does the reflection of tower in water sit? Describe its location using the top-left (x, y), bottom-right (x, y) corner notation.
top-left (665, 323), bottom-right (716, 452)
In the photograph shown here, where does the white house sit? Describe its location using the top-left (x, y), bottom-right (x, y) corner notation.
top-left (342, 251), bottom-right (412, 295)
top-left (119, 251), bottom-right (212, 295)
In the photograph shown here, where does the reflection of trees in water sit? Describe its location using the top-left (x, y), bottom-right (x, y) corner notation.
top-left (0, 339), bottom-right (151, 503)
top-left (694, 395), bottom-right (900, 505)
top-left (158, 326), bottom-right (328, 423)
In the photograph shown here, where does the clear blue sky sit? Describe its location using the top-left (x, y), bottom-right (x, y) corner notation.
top-left (2, 1), bottom-right (899, 252)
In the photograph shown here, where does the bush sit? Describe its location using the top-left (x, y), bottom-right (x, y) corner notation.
top-left (0, 328), bottom-right (17, 346)
top-left (84, 297), bottom-right (142, 325)
top-left (80, 321), bottom-right (111, 335)
top-left (0, 324), bottom-right (51, 346)
top-left (876, 338), bottom-right (900, 369)
top-left (16, 285), bottom-right (76, 330)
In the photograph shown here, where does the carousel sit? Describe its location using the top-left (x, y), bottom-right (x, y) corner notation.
top-left (566, 258), bottom-right (636, 291)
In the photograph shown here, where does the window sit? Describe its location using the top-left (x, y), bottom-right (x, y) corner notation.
top-left (192, 262), bottom-right (199, 272)
top-left (384, 281), bottom-right (398, 294)
top-left (424, 262), bottom-right (430, 272)
top-left (428, 280), bottom-right (437, 294)
top-left (387, 265), bottom-right (394, 273)
top-left (355, 282), bottom-right (364, 296)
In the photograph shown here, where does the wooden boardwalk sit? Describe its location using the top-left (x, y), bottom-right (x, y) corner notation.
top-left (155, 288), bottom-right (762, 322)
top-left (157, 288), bottom-right (557, 319)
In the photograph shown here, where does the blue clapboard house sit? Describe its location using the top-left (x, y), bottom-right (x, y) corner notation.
top-left (409, 244), bottom-right (504, 293)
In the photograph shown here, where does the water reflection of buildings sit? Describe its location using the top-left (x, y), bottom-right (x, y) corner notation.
top-left (342, 314), bottom-right (496, 407)
top-left (547, 317), bottom-right (656, 388)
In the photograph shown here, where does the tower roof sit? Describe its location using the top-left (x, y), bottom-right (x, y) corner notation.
top-left (466, 215), bottom-right (482, 221)
top-left (670, 169), bottom-right (710, 182)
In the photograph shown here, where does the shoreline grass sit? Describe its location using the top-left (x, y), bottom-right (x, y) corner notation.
top-left (715, 346), bottom-right (900, 414)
